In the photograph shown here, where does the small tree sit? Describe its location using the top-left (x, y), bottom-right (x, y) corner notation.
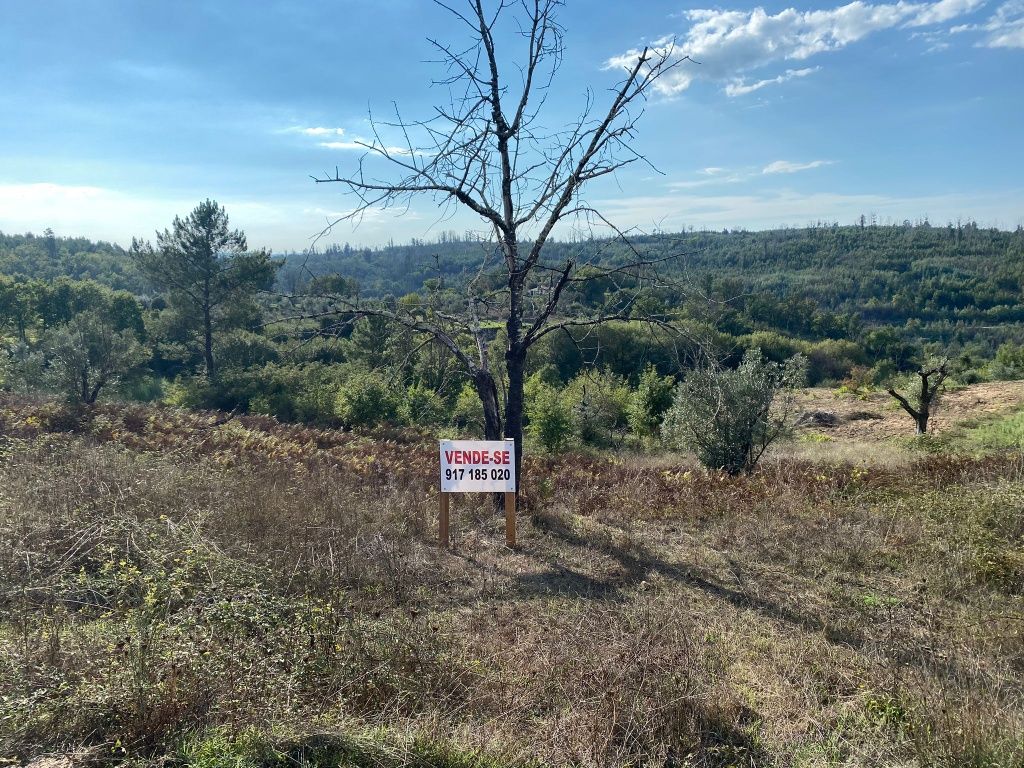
top-left (565, 370), bottom-right (631, 447)
top-left (887, 359), bottom-right (948, 435)
top-left (527, 380), bottom-right (572, 452)
top-left (334, 370), bottom-right (402, 428)
top-left (43, 311), bottom-right (147, 404)
top-left (628, 364), bottom-right (675, 437)
top-left (662, 350), bottom-right (807, 475)
top-left (132, 200), bottom-right (278, 379)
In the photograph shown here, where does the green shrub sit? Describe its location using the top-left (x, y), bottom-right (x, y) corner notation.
top-left (42, 310), bottom-right (148, 403)
top-left (662, 350), bottom-right (807, 475)
top-left (400, 383), bottom-right (447, 427)
top-left (215, 329), bottom-right (280, 370)
top-left (628, 365), bottom-right (675, 437)
top-left (335, 370), bottom-right (402, 428)
top-left (164, 364), bottom-right (344, 424)
top-left (527, 380), bottom-right (572, 453)
top-left (989, 342), bottom-right (1024, 381)
top-left (451, 382), bottom-right (484, 434)
top-left (806, 338), bottom-right (865, 385)
top-left (564, 370), bottom-right (631, 447)
top-left (739, 331), bottom-right (806, 363)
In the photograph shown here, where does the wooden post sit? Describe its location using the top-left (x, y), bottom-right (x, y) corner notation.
top-left (504, 491), bottom-right (516, 548)
top-left (439, 492), bottom-right (450, 548)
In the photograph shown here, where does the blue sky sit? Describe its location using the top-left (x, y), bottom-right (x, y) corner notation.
top-left (1, 0), bottom-right (1021, 251)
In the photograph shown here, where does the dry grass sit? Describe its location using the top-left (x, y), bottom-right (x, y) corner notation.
top-left (792, 381), bottom-right (1024, 443)
top-left (1, 395), bottom-right (1022, 767)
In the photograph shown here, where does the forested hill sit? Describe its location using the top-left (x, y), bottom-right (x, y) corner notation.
top-left (0, 230), bottom-right (139, 292)
top-left (280, 223), bottom-right (1024, 313)
top-left (6, 223), bottom-right (1024, 344)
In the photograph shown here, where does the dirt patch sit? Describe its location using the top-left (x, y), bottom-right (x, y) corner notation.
top-left (794, 381), bottom-right (1024, 442)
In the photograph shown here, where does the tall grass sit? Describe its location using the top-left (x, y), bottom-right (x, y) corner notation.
top-left (1, 397), bottom-right (1022, 767)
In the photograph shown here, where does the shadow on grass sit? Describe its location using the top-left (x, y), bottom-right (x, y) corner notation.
top-left (515, 507), bottom-right (867, 650)
top-left (254, 731), bottom-right (516, 768)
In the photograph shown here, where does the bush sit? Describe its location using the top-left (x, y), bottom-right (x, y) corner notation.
top-left (564, 370), bottom-right (631, 447)
top-left (400, 383), bottom-right (447, 427)
top-left (451, 382), bottom-right (484, 434)
top-left (806, 338), bottom-right (865, 385)
top-left (628, 365), bottom-right (675, 437)
top-left (215, 329), bottom-right (280, 370)
top-left (165, 363), bottom-right (345, 424)
top-left (335, 370), bottom-right (402, 428)
top-left (739, 331), bottom-right (806, 363)
top-left (662, 350), bottom-right (807, 475)
top-left (989, 342), bottom-right (1024, 380)
top-left (42, 311), bottom-right (148, 403)
top-left (527, 379), bottom-right (572, 453)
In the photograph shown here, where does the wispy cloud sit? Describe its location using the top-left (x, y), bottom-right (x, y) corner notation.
top-left (317, 139), bottom-right (413, 155)
top-left (906, 0), bottom-right (988, 26)
top-left (951, 0), bottom-right (1024, 46)
top-left (668, 169), bottom-right (748, 188)
top-left (763, 159), bottom-right (834, 174)
top-left (283, 125), bottom-right (415, 155)
top-left (590, 188), bottom-right (1024, 232)
top-left (286, 126), bottom-right (347, 136)
top-left (725, 67), bottom-right (820, 97)
top-left (607, 0), bottom-right (990, 97)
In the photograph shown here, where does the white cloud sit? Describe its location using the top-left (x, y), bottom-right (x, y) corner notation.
top-left (607, 0), bottom-right (989, 96)
top-left (317, 139), bottom-right (413, 155)
top-left (947, 0), bottom-right (1024, 44)
top-left (668, 168), bottom-right (750, 188)
top-left (589, 188), bottom-right (1024, 232)
top-left (981, 0), bottom-right (1024, 46)
top-left (987, 22), bottom-right (1024, 44)
top-left (725, 67), bottom-right (820, 96)
top-left (282, 124), bottom-right (415, 155)
top-left (762, 159), bottom-right (834, 173)
top-left (287, 126), bottom-right (347, 136)
top-left (906, 0), bottom-right (987, 26)
top-left (318, 140), bottom-right (367, 150)
top-left (0, 182), bottom-right (438, 252)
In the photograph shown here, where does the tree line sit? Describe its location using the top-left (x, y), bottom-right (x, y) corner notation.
top-left (1, 199), bottom-right (1021, 466)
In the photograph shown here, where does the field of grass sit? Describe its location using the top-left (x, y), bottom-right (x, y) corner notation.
top-left (0, 394), bottom-right (1022, 767)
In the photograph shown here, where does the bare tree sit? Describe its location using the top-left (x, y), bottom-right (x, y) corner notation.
top-left (304, 0), bottom-right (683, 485)
top-left (887, 359), bottom-right (949, 435)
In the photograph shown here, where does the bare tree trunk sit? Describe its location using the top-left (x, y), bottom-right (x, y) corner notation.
top-left (202, 287), bottom-right (215, 380)
top-left (505, 344), bottom-right (526, 489)
top-left (473, 369), bottom-right (503, 441)
top-left (917, 411), bottom-right (933, 436)
top-left (916, 406), bottom-right (929, 435)
top-left (888, 361), bottom-right (946, 435)
top-left (504, 268), bottom-right (526, 489)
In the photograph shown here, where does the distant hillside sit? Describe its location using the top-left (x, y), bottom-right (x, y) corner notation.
top-left (6, 223), bottom-right (1024, 348)
top-left (277, 222), bottom-right (1024, 347)
top-left (0, 230), bottom-right (140, 292)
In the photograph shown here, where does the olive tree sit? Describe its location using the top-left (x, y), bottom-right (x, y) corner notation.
top-left (43, 311), bottom-right (147, 404)
top-left (662, 350), bottom-right (807, 475)
top-left (887, 358), bottom-right (948, 435)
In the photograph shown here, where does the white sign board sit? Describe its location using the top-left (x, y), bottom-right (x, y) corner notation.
top-left (440, 439), bottom-right (516, 493)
